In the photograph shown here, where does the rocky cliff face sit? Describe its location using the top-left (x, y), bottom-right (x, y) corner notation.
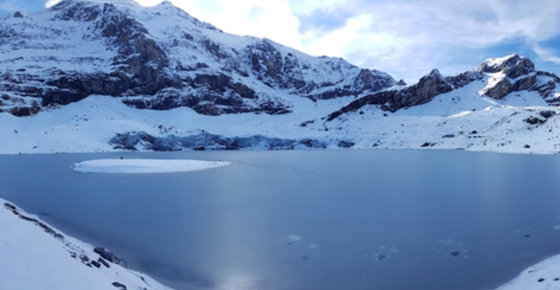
top-left (0, 0), bottom-right (396, 117)
top-left (327, 69), bottom-right (483, 121)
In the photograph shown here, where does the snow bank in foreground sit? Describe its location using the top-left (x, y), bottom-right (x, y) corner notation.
top-left (72, 158), bottom-right (231, 173)
top-left (0, 199), bottom-right (174, 290)
top-left (496, 255), bottom-right (560, 290)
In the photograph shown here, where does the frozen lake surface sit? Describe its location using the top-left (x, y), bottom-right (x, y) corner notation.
top-left (2, 150), bottom-right (560, 290)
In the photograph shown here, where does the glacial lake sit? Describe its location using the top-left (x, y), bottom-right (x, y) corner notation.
top-left (2, 150), bottom-right (560, 290)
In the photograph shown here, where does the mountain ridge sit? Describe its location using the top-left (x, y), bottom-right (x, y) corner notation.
top-left (326, 54), bottom-right (560, 121)
top-left (0, 0), bottom-right (397, 117)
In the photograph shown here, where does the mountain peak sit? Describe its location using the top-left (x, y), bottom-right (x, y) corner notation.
top-left (478, 54), bottom-right (535, 79)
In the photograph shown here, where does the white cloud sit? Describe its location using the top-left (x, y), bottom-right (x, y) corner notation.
top-left (45, 0), bottom-right (304, 50)
top-left (533, 45), bottom-right (560, 64)
top-left (285, 0), bottom-right (560, 81)
top-left (165, 0), bottom-right (303, 50)
top-left (44, 0), bottom-right (60, 8)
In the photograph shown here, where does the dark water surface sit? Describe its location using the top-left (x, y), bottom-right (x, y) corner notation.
top-left (2, 150), bottom-right (560, 290)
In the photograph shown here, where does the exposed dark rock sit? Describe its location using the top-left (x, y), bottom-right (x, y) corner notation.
top-left (533, 71), bottom-right (560, 105)
top-left (80, 254), bottom-right (91, 266)
top-left (98, 258), bottom-right (110, 268)
top-left (338, 140), bottom-right (355, 148)
top-left (483, 75), bottom-right (537, 100)
top-left (421, 142), bottom-right (436, 148)
top-left (524, 116), bottom-right (545, 125)
top-left (245, 39), bottom-right (305, 90)
top-left (94, 247), bottom-right (127, 268)
top-left (112, 282), bottom-right (127, 290)
top-left (299, 120), bottom-right (314, 127)
top-left (109, 131), bottom-right (350, 151)
top-left (243, 39), bottom-right (395, 100)
top-left (540, 110), bottom-right (556, 118)
top-left (4, 203), bottom-right (16, 211)
top-left (354, 69), bottom-right (396, 92)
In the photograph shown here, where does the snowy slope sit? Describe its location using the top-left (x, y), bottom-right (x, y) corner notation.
top-left (0, 199), bottom-right (174, 290)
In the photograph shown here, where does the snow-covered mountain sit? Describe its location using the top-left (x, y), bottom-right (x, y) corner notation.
top-left (0, 0), bottom-right (396, 117)
top-left (2, 0), bottom-right (560, 154)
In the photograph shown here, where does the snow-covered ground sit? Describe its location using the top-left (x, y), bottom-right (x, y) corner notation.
top-left (73, 158), bottom-right (231, 173)
top-left (1, 86), bottom-right (560, 155)
top-left (0, 198), bottom-right (174, 290)
top-left (496, 255), bottom-right (560, 290)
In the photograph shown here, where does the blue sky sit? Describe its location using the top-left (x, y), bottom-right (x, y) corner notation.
top-left (0, 0), bottom-right (46, 13)
top-left (2, 0), bottom-right (560, 84)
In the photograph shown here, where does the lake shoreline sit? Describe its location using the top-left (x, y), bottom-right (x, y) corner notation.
top-left (1, 194), bottom-right (557, 290)
top-left (0, 198), bottom-right (175, 290)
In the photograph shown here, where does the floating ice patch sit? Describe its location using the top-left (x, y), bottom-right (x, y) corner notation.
top-left (309, 244), bottom-right (318, 249)
top-left (287, 235), bottom-right (302, 241)
top-left (435, 239), bottom-right (468, 259)
top-left (553, 225), bottom-right (560, 230)
top-left (514, 228), bottom-right (533, 238)
top-left (72, 159), bottom-right (231, 174)
top-left (364, 245), bottom-right (401, 262)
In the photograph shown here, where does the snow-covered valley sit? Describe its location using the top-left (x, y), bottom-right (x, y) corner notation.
top-left (2, 86), bottom-right (560, 155)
